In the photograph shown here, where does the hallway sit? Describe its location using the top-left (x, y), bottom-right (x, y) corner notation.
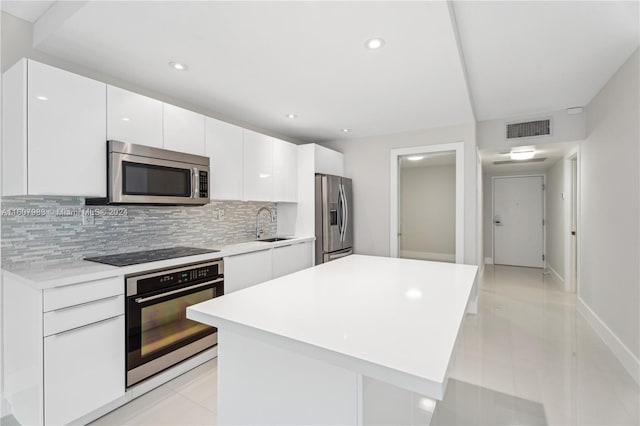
top-left (445, 265), bottom-right (640, 425)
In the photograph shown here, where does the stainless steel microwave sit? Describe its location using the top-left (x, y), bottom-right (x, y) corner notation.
top-left (91, 141), bottom-right (210, 205)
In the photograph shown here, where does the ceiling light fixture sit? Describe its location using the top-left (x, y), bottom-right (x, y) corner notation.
top-left (510, 150), bottom-right (535, 161)
top-left (341, 128), bottom-right (351, 133)
top-left (121, 117), bottom-right (130, 122)
top-left (168, 61), bottom-right (188, 71)
top-left (365, 37), bottom-right (385, 50)
top-left (407, 155), bottom-right (424, 161)
top-left (405, 288), bottom-right (423, 300)
top-left (36, 96), bottom-right (48, 101)
top-left (286, 113), bottom-right (298, 119)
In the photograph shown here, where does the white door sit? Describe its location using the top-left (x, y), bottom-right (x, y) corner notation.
top-left (493, 176), bottom-right (544, 268)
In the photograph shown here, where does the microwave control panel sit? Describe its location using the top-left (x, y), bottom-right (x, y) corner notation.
top-left (199, 171), bottom-right (208, 198)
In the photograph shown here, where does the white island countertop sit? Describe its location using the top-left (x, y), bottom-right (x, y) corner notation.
top-left (188, 254), bottom-right (478, 400)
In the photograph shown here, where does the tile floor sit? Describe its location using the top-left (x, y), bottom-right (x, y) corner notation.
top-left (91, 265), bottom-right (640, 425)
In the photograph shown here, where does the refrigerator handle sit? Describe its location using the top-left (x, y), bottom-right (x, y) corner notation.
top-left (339, 183), bottom-right (346, 241)
top-left (343, 184), bottom-right (348, 242)
top-left (337, 185), bottom-right (343, 241)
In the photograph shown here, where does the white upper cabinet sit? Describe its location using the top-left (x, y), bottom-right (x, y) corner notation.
top-left (272, 138), bottom-right (298, 202)
top-left (163, 103), bottom-right (205, 156)
top-left (243, 130), bottom-right (273, 202)
top-left (107, 86), bottom-right (163, 148)
top-left (4, 60), bottom-right (107, 196)
top-left (205, 117), bottom-right (244, 200)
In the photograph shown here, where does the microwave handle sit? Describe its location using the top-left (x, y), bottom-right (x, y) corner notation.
top-left (191, 167), bottom-right (199, 198)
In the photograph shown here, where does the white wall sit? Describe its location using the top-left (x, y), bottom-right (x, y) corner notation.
top-left (400, 165), bottom-right (455, 260)
top-left (545, 159), bottom-right (566, 282)
top-left (579, 49), bottom-right (639, 365)
top-left (477, 108), bottom-right (586, 150)
top-left (0, 11), bottom-right (300, 144)
top-left (321, 124), bottom-right (478, 264)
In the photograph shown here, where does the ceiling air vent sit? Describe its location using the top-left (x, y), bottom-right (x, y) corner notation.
top-left (506, 119), bottom-right (551, 139)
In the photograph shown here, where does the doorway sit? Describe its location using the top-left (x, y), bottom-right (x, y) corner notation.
top-left (399, 152), bottom-right (456, 262)
top-left (390, 142), bottom-right (464, 263)
top-left (566, 154), bottom-right (579, 292)
top-left (492, 175), bottom-right (545, 268)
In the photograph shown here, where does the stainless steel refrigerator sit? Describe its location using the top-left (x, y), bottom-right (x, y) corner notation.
top-left (315, 174), bottom-right (353, 264)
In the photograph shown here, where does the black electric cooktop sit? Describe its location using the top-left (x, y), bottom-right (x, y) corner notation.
top-left (84, 246), bottom-right (219, 267)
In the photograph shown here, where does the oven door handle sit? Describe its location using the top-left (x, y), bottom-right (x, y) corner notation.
top-left (134, 278), bottom-right (223, 304)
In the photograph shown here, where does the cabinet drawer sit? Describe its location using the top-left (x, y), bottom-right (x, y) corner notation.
top-left (44, 294), bottom-right (124, 337)
top-left (44, 276), bottom-right (123, 311)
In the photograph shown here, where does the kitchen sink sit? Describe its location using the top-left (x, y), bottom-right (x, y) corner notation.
top-left (256, 237), bottom-right (292, 243)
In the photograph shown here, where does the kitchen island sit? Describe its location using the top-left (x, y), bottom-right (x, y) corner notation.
top-left (187, 255), bottom-right (477, 425)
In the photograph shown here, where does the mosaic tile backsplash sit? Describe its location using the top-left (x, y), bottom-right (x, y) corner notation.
top-left (1, 197), bottom-right (277, 268)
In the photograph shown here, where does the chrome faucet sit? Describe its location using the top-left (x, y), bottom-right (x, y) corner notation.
top-left (255, 206), bottom-right (274, 239)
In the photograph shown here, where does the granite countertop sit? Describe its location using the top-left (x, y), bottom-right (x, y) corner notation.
top-left (2, 236), bottom-right (315, 290)
top-left (187, 255), bottom-right (478, 399)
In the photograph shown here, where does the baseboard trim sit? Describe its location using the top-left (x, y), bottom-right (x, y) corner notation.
top-left (484, 257), bottom-right (493, 265)
top-left (546, 264), bottom-right (565, 286)
top-left (400, 250), bottom-right (455, 263)
top-left (577, 297), bottom-right (639, 384)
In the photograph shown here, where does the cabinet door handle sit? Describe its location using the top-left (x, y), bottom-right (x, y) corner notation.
top-left (49, 315), bottom-right (122, 338)
top-left (50, 294), bottom-right (121, 312)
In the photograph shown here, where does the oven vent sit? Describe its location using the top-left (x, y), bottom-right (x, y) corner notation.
top-left (506, 119), bottom-right (551, 139)
top-left (493, 158), bottom-right (547, 165)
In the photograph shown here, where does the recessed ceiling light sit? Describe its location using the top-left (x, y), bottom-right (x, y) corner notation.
top-left (286, 113), bottom-right (298, 119)
top-left (405, 288), bottom-right (423, 300)
top-left (365, 37), bottom-right (385, 49)
top-left (407, 155), bottom-right (424, 161)
top-left (259, 173), bottom-right (271, 179)
top-left (341, 128), bottom-right (351, 133)
top-left (122, 117), bottom-right (130, 122)
top-left (510, 150), bottom-right (535, 160)
top-left (168, 61), bottom-right (188, 71)
top-left (36, 96), bottom-right (48, 101)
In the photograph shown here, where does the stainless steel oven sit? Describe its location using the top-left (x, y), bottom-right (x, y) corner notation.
top-left (126, 259), bottom-right (223, 387)
top-left (101, 140), bottom-right (210, 205)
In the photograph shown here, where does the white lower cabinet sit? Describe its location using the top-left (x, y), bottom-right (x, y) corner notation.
top-left (44, 315), bottom-right (125, 425)
top-left (224, 241), bottom-right (313, 294)
top-left (272, 242), bottom-right (313, 279)
top-left (224, 249), bottom-right (273, 294)
top-left (2, 274), bottom-right (126, 426)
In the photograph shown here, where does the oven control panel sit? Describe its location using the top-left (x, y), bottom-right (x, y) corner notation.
top-left (127, 260), bottom-right (224, 296)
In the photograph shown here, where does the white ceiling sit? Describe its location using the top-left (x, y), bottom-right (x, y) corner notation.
top-left (1, 1), bottom-right (53, 23)
top-left (453, 1), bottom-right (640, 121)
top-left (18, 1), bottom-right (473, 144)
top-left (2, 1), bottom-right (638, 144)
